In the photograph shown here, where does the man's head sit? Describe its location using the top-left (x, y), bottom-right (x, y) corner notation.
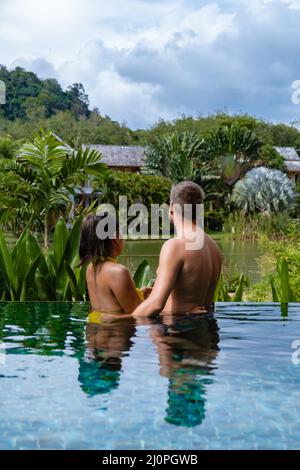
top-left (170, 181), bottom-right (204, 224)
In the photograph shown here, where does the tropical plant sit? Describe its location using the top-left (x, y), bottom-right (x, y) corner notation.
top-left (94, 170), bottom-right (171, 214)
top-left (35, 217), bottom-right (88, 301)
top-left (199, 124), bottom-right (263, 187)
top-left (0, 137), bottom-right (32, 230)
top-left (0, 136), bottom-right (22, 159)
top-left (0, 216), bottom-right (87, 301)
top-left (133, 260), bottom-right (151, 288)
top-left (0, 172), bottom-right (34, 230)
top-left (259, 144), bottom-right (286, 172)
top-left (231, 167), bottom-right (294, 214)
top-left (0, 214), bottom-right (153, 301)
top-left (214, 274), bottom-right (247, 302)
top-left (248, 230), bottom-right (300, 302)
top-left (270, 259), bottom-right (295, 303)
top-left (202, 124), bottom-right (262, 160)
top-left (292, 181), bottom-right (300, 217)
top-left (144, 131), bottom-right (203, 182)
top-left (11, 131), bottom-right (106, 248)
top-left (0, 229), bottom-right (42, 301)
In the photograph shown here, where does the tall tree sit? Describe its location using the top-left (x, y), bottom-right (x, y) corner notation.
top-left (12, 131), bottom-right (106, 248)
top-left (66, 83), bottom-right (90, 118)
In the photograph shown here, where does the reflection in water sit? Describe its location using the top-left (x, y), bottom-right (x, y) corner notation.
top-left (149, 314), bottom-right (219, 427)
top-left (78, 314), bottom-right (136, 396)
top-left (0, 302), bottom-right (87, 354)
top-left (1, 302), bottom-right (299, 450)
top-left (0, 303), bottom-right (219, 428)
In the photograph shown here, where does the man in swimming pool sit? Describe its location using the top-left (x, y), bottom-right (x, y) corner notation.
top-left (132, 181), bottom-right (222, 317)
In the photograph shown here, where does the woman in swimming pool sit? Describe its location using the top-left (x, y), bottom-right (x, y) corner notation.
top-left (79, 213), bottom-right (149, 316)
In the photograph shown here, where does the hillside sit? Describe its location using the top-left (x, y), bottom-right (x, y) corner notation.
top-left (1, 66), bottom-right (300, 149)
top-left (0, 65), bottom-right (89, 120)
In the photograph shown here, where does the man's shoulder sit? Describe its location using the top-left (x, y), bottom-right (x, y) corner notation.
top-left (162, 238), bottom-right (185, 250)
top-left (159, 238), bottom-right (185, 260)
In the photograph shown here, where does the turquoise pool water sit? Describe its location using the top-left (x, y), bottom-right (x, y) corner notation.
top-left (0, 302), bottom-right (299, 450)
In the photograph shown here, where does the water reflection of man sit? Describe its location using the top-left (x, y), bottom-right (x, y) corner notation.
top-left (78, 313), bottom-right (136, 396)
top-left (149, 314), bottom-right (220, 427)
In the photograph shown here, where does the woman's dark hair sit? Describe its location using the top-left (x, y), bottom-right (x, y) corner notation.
top-left (79, 213), bottom-right (119, 267)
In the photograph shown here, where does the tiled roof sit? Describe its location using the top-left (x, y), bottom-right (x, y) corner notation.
top-left (274, 146), bottom-right (300, 173)
top-left (285, 161), bottom-right (300, 172)
top-left (84, 145), bottom-right (146, 168)
top-left (274, 146), bottom-right (300, 161)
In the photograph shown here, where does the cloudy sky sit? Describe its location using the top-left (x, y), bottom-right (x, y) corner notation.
top-left (1, 0), bottom-right (300, 128)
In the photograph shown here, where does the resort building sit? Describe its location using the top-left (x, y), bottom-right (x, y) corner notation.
top-left (70, 145), bottom-right (146, 211)
top-left (274, 146), bottom-right (300, 183)
top-left (83, 145), bottom-right (146, 172)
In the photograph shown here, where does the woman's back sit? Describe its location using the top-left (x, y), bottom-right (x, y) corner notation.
top-left (86, 261), bottom-right (125, 313)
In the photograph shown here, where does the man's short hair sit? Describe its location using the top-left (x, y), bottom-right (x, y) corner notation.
top-left (170, 181), bottom-right (204, 221)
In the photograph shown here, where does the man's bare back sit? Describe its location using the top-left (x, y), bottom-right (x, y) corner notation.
top-left (132, 181), bottom-right (222, 318)
top-left (132, 229), bottom-right (222, 317)
top-left (163, 233), bottom-right (222, 313)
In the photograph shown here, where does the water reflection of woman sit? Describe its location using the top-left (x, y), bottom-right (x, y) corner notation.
top-left (149, 314), bottom-right (220, 427)
top-left (78, 313), bottom-right (136, 397)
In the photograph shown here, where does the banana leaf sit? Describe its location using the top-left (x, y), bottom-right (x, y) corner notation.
top-left (53, 218), bottom-right (69, 270)
top-left (133, 260), bottom-right (150, 288)
top-left (0, 230), bottom-right (17, 298)
top-left (64, 215), bottom-right (84, 266)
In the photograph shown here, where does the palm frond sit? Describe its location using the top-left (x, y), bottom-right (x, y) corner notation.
top-left (58, 146), bottom-right (106, 184)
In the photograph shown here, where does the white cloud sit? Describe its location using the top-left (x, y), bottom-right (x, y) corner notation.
top-left (91, 69), bottom-right (166, 126)
top-left (180, 3), bottom-right (234, 45)
top-left (1, 0), bottom-right (300, 128)
top-left (10, 57), bottom-right (58, 79)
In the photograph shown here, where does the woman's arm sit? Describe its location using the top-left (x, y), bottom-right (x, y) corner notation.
top-left (110, 265), bottom-right (143, 313)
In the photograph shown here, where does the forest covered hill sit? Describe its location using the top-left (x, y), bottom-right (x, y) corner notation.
top-left (1, 65), bottom-right (300, 149)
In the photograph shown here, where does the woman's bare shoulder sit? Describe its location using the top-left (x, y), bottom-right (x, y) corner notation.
top-left (86, 261), bottom-right (129, 276)
top-left (105, 261), bottom-right (131, 277)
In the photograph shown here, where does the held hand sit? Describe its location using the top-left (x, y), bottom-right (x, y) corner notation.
top-left (132, 310), bottom-right (158, 321)
top-left (140, 287), bottom-right (153, 299)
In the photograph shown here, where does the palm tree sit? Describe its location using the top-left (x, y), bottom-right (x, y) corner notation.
top-left (231, 167), bottom-right (295, 214)
top-left (13, 131), bottom-right (106, 248)
top-left (201, 124), bottom-right (263, 186)
top-left (0, 136), bottom-right (21, 159)
top-left (144, 131), bottom-right (203, 182)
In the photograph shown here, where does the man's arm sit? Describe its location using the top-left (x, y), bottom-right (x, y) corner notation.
top-left (132, 239), bottom-right (184, 318)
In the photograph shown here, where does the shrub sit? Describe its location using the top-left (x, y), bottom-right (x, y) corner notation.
top-left (224, 211), bottom-right (290, 240)
top-left (231, 167), bottom-right (294, 214)
top-left (93, 170), bottom-right (172, 211)
top-left (248, 230), bottom-right (300, 301)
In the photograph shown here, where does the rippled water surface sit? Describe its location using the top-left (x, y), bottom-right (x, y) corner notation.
top-left (0, 302), bottom-right (299, 450)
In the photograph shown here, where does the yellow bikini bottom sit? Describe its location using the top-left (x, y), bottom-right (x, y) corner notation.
top-left (88, 288), bottom-right (145, 324)
top-left (88, 311), bottom-right (105, 324)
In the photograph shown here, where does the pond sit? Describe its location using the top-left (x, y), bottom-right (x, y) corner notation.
top-left (0, 302), bottom-right (299, 450)
top-left (5, 230), bottom-right (261, 284)
top-left (120, 237), bottom-right (261, 284)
